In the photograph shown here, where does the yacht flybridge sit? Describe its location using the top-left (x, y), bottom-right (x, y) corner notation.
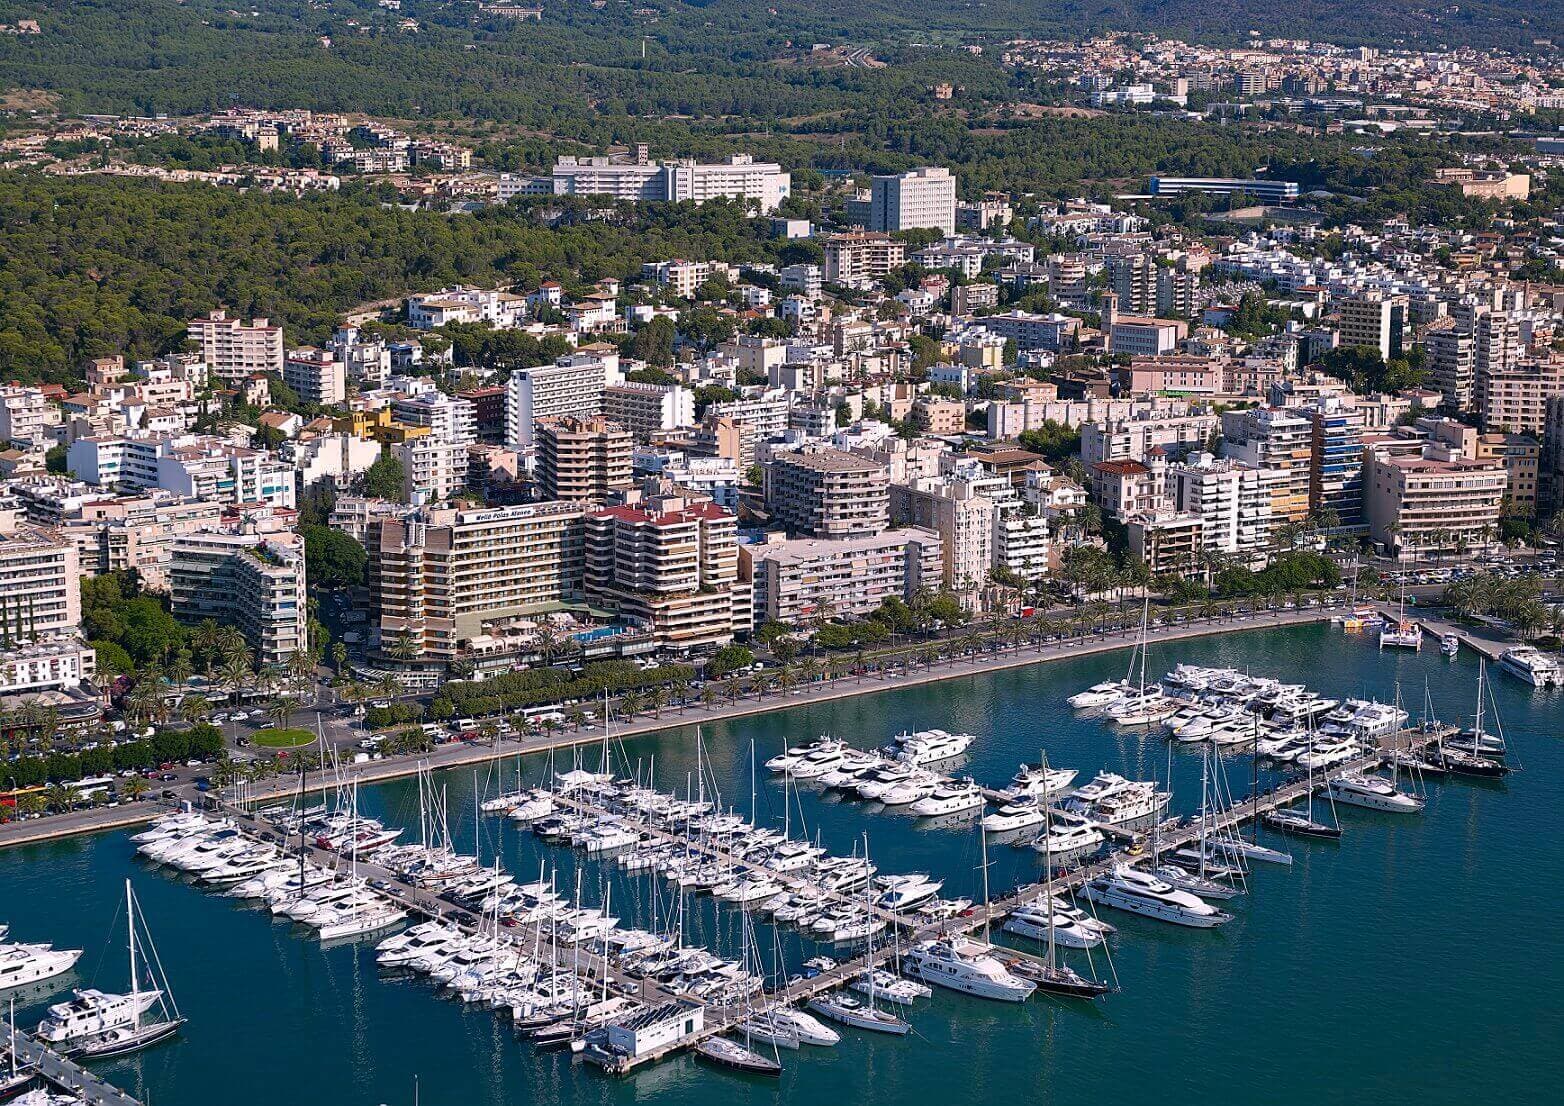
top-left (901, 938), bottom-right (1036, 1002)
top-left (1082, 865), bottom-right (1231, 928)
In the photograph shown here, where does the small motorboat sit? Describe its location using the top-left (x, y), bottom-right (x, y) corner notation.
top-left (1440, 633), bottom-right (1460, 657)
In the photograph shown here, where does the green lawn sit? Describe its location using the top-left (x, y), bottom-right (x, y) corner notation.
top-left (250, 727), bottom-right (315, 749)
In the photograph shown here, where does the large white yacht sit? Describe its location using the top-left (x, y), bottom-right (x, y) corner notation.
top-left (909, 779), bottom-right (985, 817)
top-left (1061, 772), bottom-right (1169, 831)
top-left (1030, 812), bottom-right (1105, 864)
top-left (1498, 646), bottom-right (1562, 688)
top-left (765, 737), bottom-right (843, 774)
top-left (1068, 679), bottom-right (1133, 709)
top-left (888, 729), bottom-right (975, 766)
top-left (1001, 900), bottom-right (1111, 949)
top-left (1081, 865), bottom-right (1231, 928)
top-left (1004, 762), bottom-right (1078, 798)
top-left (901, 938), bottom-right (1036, 1002)
top-left (982, 797), bottom-right (1048, 834)
top-left (0, 941), bottom-right (82, 991)
top-left (36, 988), bottom-right (162, 1049)
top-left (1327, 774), bottom-right (1425, 813)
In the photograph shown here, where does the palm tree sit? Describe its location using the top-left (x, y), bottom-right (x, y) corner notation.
top-left (267, 696), bottom-right (296, 733)
top-left (479, 720), bottom-right (499, 748)
top-left (166, 651), bottom-right (194, 690)
top-left (288, 649), bottom-right (315, 690)
top-left (388, 631), bottom-right (420, 662)
top-left (193, 620), bottom-right (223, 677)
top-left (646, 688), bottom-right (667, 718)
top-left (331, 642), bottom-right (349, 675)
top-left (619, 692), bottom-right (644, 721)
top-left (178, 693), bottom-right (211, 725)
top-left (122, 777), bottom-right (149, 803)
top-left (125, 682), bottom-right (161, 726)
top-left (701, 685), bottom-right (720, 711)
top-left (375, 674), bottom-right (402, 700)
top-left (725, 680), bottom-right (741, 705)
top-left (15, 792), bottom-right (46, 819)
top-left (220, 655), bottom-right (252, 707)
top-left (44, 783), bottom-right (73, 814)
top-left (566, 707), bottom-right (587, 731)
top-left (777, 667), bottom-right (798, 696)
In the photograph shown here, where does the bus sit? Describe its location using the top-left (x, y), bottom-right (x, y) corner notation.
top-left (0, 783), bottom-right (46, 812)
top-left (71, 776), bottom-right (118, 803)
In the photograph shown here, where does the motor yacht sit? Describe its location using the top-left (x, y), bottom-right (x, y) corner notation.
top-left (1030, 812), bottom-right (1105, 865)
top-left (1001, 900), bottom-right (1109, 949)
top-left (0, 942), bottom-right (82, 992)
top-left (1081, 865), bottom-right (1230, 928)
top-left (909, 780), bottom-right (985, 817)
top-left (874, 875), bottom-right (943, 912)
top-left (877, 773), bottom-right (940, 807)
top-left (1440, 633), bottom-right (1460, 657)
top-left (1004, 762), bottom-right (1078, 798)
top-left (982, 797), bottom-right (1048, 834)
top-left (1061, 772), bottom-right (1168, 831)
top-left (848, 969), bottom-right (930, 1006)
top-left (1327, 774), bottom-right (1424, 813)
top-left (765, 737), bottom-right (842, 774)
top-left (36, 989), bottom-right (162, 1050)
top-left (888, 729), bottom-right (975, 766)
top-left (901, 938), bottom-right (1036, 1002)
top-left (1498, 646), bottom-right (1560, 687)
top-left (1068, 680), bottom-right (1133, 709)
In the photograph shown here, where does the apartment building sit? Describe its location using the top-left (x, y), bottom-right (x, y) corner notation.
top-left (406, 286), bottom-right (527, 330)
top-left (536, 416), bottom-right (633, 503)
top-left (641, 260), bottom-right (715, 300)
top-left (1365, 450), bottom-right (1506, 558)
top-left (1165, 453), bottom-right (1272, 564)
top-left (390, 391), bottom-right (477, 502)
top-left (0, 386), bottom-right (60, 448)
top-left (870, 167), bottom-right (957, 235)
top-left (1220, 407), bottom-right (1313, 522)
top-left (0, 634), bottom-right (96, 697)
top-left (550, 154), bottom-right (791, 213)
top-left (743, 528), bottom-right (944, 624)
top-left (1107, 253), bottom-right (1157, 315)
top-left (187, 310), bottom-right (284, 384)
top-left (767, 448), bottom-right (889, 539)
top-left (504, 352), bottom-right (621, 450)
top-left (1090, 457), bottom-right (1164, 519)
top-left (1304, 395), bottom-right (1366, 528)
top-left (1126, 513), bottom-right (1204, 576)
top-left (282, 347), bottom-right (346, 406)
top-left (583, 497), bottom-right (751, 650)
top-left (169, 531), bottom-right (307, 667)
top-left (890, 477), bottom-right (996, 597)
top-left (1426, 328), bottom-right (1475, 410)
top-left (1336, 293), bottom-right (1406, 362)
top-left (1477, 359), bottom-right (1563, 436)
top-left (371, 501), bottom-right (585, 662)
top-left (68, 434), bottom-right (295, 509)
top-left (823, 233), bottom-right (907, 285)
top-left (0, 521), bottom-right (81, 644)
top-left (603, 382), bottom-right (695, 436)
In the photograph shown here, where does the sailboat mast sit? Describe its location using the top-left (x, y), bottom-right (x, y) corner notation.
top-left (1041, 753), bottom-right (1056, 971)
top-left (126, 879), bottom-right (141, 1029)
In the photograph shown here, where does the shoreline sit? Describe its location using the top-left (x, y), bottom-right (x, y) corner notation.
top-left (0, 606), bottom-right (1335, 851)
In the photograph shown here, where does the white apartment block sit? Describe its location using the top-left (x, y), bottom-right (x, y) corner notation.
top-left (1220, 407), bottom-right (1313, 522)
top-left (66, 434), bottom-right (295, 509)
top-left (870, 167), bottom-right (957, 235)
top-left (551, 155), bottom-right (791, 213)
top-left (187, 310), bottom-right (284, 384)
top-left (0, 522), bottom-right (81, 643)
top-left (603, 382), bottom-right (695, 435)
top-left (0, 386), bottom-right (60, 448)
top-left (406, 287), bottom-right (528, 330)
top-left (1165, 453), bottom-right (1272, 564)
top-left (0, 634), bottom-right (96, 696)
top-left (505, 352), bottom-right (622, 451)
top-left (1365, 451), bottom-right (1506, 559)
top-left (743, 527), bottom-right (944, 624)
top-left (642, 260), bottom-right (715, 300)
top-left (823, 233), bottom-right (907, 285)
top-left (169, 530), bottom-right (307, 668)
top-left (283, 347), bottom-right (347, 406)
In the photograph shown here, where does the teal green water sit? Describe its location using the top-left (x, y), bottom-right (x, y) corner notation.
top-left (3, 623), bottom-right (1562, 1104)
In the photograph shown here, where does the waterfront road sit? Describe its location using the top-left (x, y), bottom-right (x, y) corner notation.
top-left (0, 605), bottom-right (1351, 851)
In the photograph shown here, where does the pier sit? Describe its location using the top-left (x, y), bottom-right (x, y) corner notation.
top-left (0, 1018), bottom-right (144, 1106)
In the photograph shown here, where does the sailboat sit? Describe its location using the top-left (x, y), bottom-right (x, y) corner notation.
top-left (695, 911), bottom-right (782, 1075)
top-left (1263, 725), bottom-right (1343, 840)
top-left (1431, 660), bottom-right (1510, 778)
top-left (808, 838), bottom-right (911, 1034)
top-left (37, 881), bottom-right (184, 1059)
top-left (2, 998), bottom-right (37, 1098)
top-left (1001, 754), bottom-right (1110, 999)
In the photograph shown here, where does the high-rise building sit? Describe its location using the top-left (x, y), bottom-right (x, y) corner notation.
top-left (390, 392), bottom-right (477, 503)
top-left (536, 416), bottom-right (633, 503)
top-left (743, 528), bottom-right (943, 624)
top-left (1164, 453), bottom-right (1272, 564)
top-left (1365, 450), bottom-right (1506, 559)
top-left (1304, 396), bottom-right (1366, 528)
top-left (0, 522), bottom-right (80, 644)
top-left (1426, 328), bottom-right (1475, 411)
top-left (1107, 253), bottom-right (1157, 316)
top-left (1478, 360), bottom-right (1564, 436)
top-left (602, 382), bottom-right (695, 435)
top-left (504, 352), bottom-right (621, 450)
top-left (1220, 407), bottom-right (1313, 522)
top-left (823, 233), bottom-right (907, 285)
top-left (767, 448), bottom-right (889, 539)
top-left (371, 502), bottom-right (586, 663)
top-left (1336, 293), bottom-right (1405, 362)
top-left (169, 531), bottom-right (307, 667)
top-left (187, 310), bottom-right (284, 384)
top-left (870, 167), bottom-right (957, 235)
top-left (583, 496), bottom-right (751, 650)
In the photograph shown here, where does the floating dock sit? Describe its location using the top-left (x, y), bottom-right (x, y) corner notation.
top-left (0, 1018), bottom-right (144, 1106)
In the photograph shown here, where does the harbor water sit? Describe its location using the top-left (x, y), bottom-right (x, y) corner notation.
top-left (3, 622), bottom-right (1561, 1104)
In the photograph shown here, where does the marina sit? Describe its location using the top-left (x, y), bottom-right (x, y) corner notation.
top-left (1, 622), bottom-right (1560, 1103)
